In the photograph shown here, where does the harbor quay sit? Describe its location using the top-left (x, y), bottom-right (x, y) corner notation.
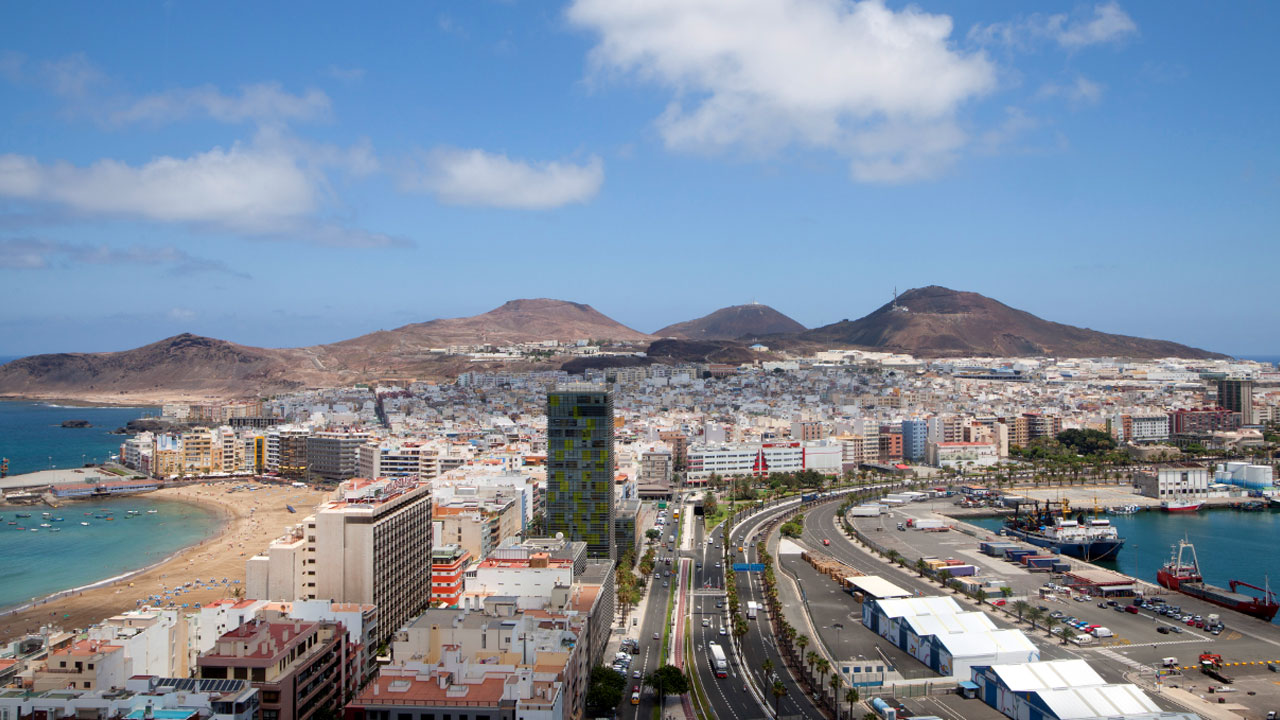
top-left (836, 500), bottom-right (1280, 719)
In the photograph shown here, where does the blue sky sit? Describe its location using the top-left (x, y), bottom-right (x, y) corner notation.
top-left (0, 1), bottom-right (1276, 356)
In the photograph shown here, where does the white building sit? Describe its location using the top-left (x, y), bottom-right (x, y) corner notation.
top-left (685, 440), bottom-right (843, 479)
top-left (245, 477), bottom-right (432, 645)
top-left (926, 441), bottom-right (999, 469)
top-left (971, 659), bottom-right (1181, 720)
top-left (1133, 465), bottom-right (1211, 499)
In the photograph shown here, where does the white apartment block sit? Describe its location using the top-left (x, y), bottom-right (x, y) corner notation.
top-left (245, 477), bottom-right (432, 645)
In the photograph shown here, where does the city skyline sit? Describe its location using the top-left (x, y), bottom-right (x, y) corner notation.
top-left (2, 1), bottom-right (1278, 356)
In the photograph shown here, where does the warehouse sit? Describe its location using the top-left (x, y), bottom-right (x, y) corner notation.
top-left (862, 596), bottom-right (1038, 679)
top-left (846, 575), bottom-right (912, 600)
top-left (970, 659), bottom-right (1193, 720)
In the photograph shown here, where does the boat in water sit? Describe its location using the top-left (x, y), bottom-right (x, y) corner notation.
top-left (1157, 538), bottom-right (1279, 621)
top-left (1162, 497), bottom-right (1203, 512)
top-left (1002, 499), bottom-right (1125, 561)
top-left (1107, 504), bottom-right (1140, 515)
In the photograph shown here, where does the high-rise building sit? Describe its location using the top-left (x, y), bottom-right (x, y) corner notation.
top-left (246, 477), bottom-right (432, 646)
top-left (1217, 379), bottom-right (1255, 425)
top-left (546, 384), bottom-right (616, 561)
top-left (901, 419), bottom-right (928, 462)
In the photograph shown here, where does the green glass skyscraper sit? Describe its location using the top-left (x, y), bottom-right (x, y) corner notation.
top-left (546, 383), bottom-right (615, 561)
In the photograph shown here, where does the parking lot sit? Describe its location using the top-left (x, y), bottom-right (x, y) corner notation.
top-left (850, 506), bottom-right (1280, 692)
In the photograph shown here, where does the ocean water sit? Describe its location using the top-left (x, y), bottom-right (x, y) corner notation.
top-left (0, 400), bottom-right (157, 476)
top-left (970, 509), bottom-right (1280, 622)
top-left (0, 496), bottom-right (221, 610)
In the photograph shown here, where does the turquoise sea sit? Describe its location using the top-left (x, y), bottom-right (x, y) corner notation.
top-left (0, 399), bottom-right (157, 476)
top-left (0, 496), bottom-right (222, 611)
top-left (970, 509), bottom-right (1280, 622)
top-left (0, 395), bottom-right (221, 611)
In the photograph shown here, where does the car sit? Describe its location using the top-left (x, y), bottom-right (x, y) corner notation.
top-left (1211, 627), bottom-right (1223, 636)
top-left (1107, 600), bottom-right (1119, 607)
top-left (823, 538), bottom-right (830, 546)
top-left (1157, 626), bottom-right (1171, 634)
top-left (715, 562), bottom-right (721, 568)
top-left (654, 632), bottom-right (660, 640)
top-left (702, 618), bottom-right (710, 627)
top-left (1170, 626), bottom-right (1183, 634)
top-left (1097, 602), bottom-right (1107, 608)
top-left (663, 581), bottom-right (669, 587)
top-left (1196, 620), bottom-right (1205, 628)
top-left (1050, 611), bottom-right (1064, 619)
top-left (992, 599), bottom-right (1006, 606)
top-left (1037, 605), bottom-right (1049, 612)
top-left (1125, 605), bottom-right (1140, 614)
top-left (719, 627), bottom-right (727, 636)
top-left (1113, 605), bottom-right (1125, 612)
top-left (634, 670), bottom-right (642, 678)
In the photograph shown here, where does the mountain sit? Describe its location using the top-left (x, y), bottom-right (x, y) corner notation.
top-left (0, 299), bottom-right (651, 403)
top-left (332, 299), bottom-right (652, 354)
top-left (654, 303), bottom-right (806, 341)
top-left (0, 334), bottom-right (315, 401)
top-left (801, 286), bottom-right (1225, 359)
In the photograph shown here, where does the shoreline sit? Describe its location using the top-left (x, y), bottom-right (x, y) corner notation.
top-left (0, 491), bottom-right (234, 618)
top-left (0, 395), bottom-right (160, 409)
top-left (0, 481), bottom-right (324, 643)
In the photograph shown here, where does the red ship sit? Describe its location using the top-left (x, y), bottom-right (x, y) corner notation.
top-left (1156, 539), bottom-right (1279, 622)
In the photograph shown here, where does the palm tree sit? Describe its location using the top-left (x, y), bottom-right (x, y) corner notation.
top-left (816, 658), bottom-right (831, 695)
top-left (829, 674), bottom-right (843, 717)
top-left (796, 633), bottom-right (809, 658)
top-left (938, 569), bottom-right (954, 591)
top-left (1012, 599), bottom-right (1030, 622)
top-left (885, 548), bottom-right (900, 564)
top-left (1043, 616), bottom-right (1059, 642)
top-left (771, 679), bottom-right (788, 716)
top-left (845, 687), bottom-right (860, 718)
top-left (974, 588), bottom-right (987, 605)
top-left (806, 650), bottom-right (819, 677)
top-left (1026, 607), bottom-right (1044, 631)
top-left (914, 558), bottom-right (927, 576)
top-left (761, 658), bottom-right (774, 680)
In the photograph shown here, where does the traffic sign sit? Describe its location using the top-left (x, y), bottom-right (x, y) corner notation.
top-left (733, 563), bottom-right (766, 572)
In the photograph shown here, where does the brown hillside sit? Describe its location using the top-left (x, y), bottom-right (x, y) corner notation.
top-left (654, 304), bottom-right (806, 341)
top-left (801, 286), bottom-right (1225, 359)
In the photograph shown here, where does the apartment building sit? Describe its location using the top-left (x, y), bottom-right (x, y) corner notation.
top-left (33, 639), bottom-right (127, 692)
top-left (246, 477), bottom-right (432, 646)
top-left (1217, 378), bottom-right (1255, 425)
top-left (357, 441), bottom-right (439, 480)
top-left (197, 619), bottom-right (348, 720)
top-left (430, 545), bottom-right (472, 608)
top-left (432, 496), bottom-right (520, 563)
top-left (925, 441), bottom-right (999, 469)
top-left (307, 432), bottom-right (372, 483)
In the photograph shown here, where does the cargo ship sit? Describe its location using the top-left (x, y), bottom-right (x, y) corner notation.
top-left (1001, 499), bottom-right (1124, 562)
top-left (1156, 538), bottom-right (1279, 621)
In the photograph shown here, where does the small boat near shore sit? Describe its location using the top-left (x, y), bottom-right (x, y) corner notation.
top-left (1107, 504), bottom-right (1140, 515)
top-left (1162, 497), bottom-right (1203, 512)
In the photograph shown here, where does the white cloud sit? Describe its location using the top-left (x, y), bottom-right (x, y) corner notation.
top-left (41, 53), bottom-right (105, 98)
top-left (568, 0), bottom-right (995, 183)
top-left (402, 149), bottom-right (604, 209)
top-left (0, 145), bottom-right (315, 233)
top-left (1055, 3), bottom-right (1137, 48)
top-left (1038, 76), bottom-right (1103, 105)
top-left (111, 82), bottom-right (331, 126)
top-left (970, 3), bottom-right (1137, 51)
top-left (167, 308), bottom-right (197, 322)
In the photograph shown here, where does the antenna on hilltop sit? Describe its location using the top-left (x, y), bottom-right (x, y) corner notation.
top-left (892, 286), bottom-right (908, 313)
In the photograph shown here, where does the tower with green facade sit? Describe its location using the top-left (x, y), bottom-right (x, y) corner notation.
top-left (545, 383), bottom-right (615, 561)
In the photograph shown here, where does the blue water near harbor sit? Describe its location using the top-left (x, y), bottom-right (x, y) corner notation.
top-left (0, 496), bottom-right (221, 610)
top-left (0, 400), bottom-right (157, 476)
top-left (970, 510), bottom-right (1280, 622)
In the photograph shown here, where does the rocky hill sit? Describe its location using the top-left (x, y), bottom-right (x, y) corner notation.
top-left (0, 334), bottom-right (316, 402)
top-left (654, 303), bottom-right (805, 341)
top-left (801, 286), bottom-right (1225, 359)
top-left (0, 300), bottom-right (651, 403)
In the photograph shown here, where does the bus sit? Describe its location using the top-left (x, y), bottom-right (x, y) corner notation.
top-left (708, 643), bottom-right (728, 678)
top-left (673, 509), bottom-right (680, 519)
top-left (746, 601), bottom-right (759, 620)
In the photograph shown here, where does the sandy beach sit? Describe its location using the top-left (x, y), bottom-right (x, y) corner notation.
top-left (0, 481), bottom-right (326, 642)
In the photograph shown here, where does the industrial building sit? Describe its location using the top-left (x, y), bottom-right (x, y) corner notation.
top-left (970, 659), bottom-right (1196, 720)
top-left (862, 596), bottom-right (1038, 679)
